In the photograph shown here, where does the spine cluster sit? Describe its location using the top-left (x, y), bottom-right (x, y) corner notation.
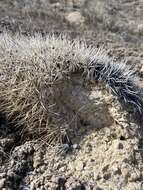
top-left (85, 55), bottom-right (143, 114)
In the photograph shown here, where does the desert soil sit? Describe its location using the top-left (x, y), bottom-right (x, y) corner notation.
top-left (0, 0), bottom-right (143, 190)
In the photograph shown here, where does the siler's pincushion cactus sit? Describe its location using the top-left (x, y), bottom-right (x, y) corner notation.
top-left (0, 33), bottom-right (142, 143)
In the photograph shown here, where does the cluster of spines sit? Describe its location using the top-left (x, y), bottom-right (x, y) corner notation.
top-left (85, 55), bottom-right (143, 114)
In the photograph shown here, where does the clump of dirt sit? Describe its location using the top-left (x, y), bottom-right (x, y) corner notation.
top-left (0, 0), bottom-right (143, 190)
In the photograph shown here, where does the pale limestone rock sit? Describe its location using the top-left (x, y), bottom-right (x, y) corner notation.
top-left (76, 161), bottom-right (84, 171)
top-left (65, 11), bottom-right (85, 25)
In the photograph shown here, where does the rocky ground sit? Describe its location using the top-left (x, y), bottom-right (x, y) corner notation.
top-left (0, 0), bottom-right (143, 189)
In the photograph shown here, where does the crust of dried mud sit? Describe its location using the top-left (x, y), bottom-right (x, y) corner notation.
top-left (0, 1), bottom-right (143, 190)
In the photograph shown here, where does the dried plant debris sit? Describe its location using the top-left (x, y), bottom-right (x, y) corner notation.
top-left (0, 33), bottom-right (142, 144)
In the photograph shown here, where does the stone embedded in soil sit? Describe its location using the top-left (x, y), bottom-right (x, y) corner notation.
top-left (72, 144), bottom-right (80, 150)
top-left (76, 161), bottom-right (85, 171)
top-left (0, 178), bottom-right (5, 189)
top-left (65, 177), bottom-right (85, 190)
top-left (33, 152), bottom-right (43, 168)
top-left (140, 65), bottom-right (143, 74)
top-left (121, 167), bottom-right (130, 181)
top-left (65, 11), bottom-right (85, 25)
top-left (33, 159), bottom-right (41, 168)
top-left (137, 24), bottom-right (143, 34)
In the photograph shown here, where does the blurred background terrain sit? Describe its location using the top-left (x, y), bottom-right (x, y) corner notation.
top-left (0, 0), bottom-right (143, 73)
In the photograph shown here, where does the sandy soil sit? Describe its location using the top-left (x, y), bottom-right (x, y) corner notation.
top-left (0, 0), bottom-right (143, 189)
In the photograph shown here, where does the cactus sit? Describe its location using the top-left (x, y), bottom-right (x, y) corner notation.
top-left (0, 33), bottom-right (142, 143)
